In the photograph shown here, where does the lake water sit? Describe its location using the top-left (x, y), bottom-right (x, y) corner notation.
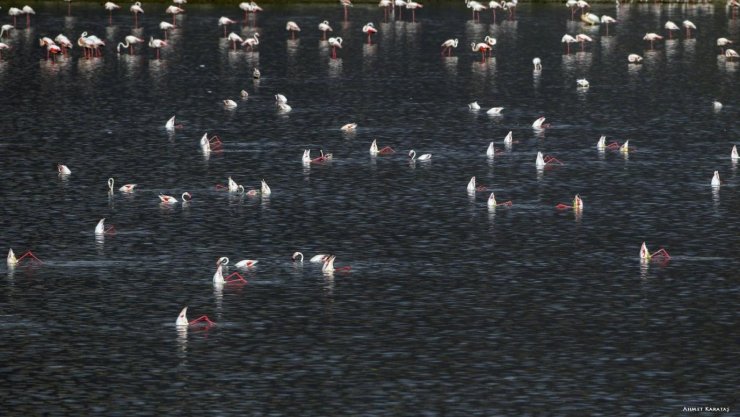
top-left (0, 1), bottom-right (738, 415)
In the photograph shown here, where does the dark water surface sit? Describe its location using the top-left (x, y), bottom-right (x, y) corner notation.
top-left (1, 1), bottom-right (738, 415)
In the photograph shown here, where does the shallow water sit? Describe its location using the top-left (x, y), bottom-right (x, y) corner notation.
top-left (0, 1), bottom-right (738, 415)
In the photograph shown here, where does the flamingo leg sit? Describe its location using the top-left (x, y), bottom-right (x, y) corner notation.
top-left (344, 6), bottom-right (348, 22)
top-left (109, 11), bottom-right (112, 25)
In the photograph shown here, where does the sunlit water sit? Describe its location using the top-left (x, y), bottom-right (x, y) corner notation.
top-left (1, 1), bottom-right (738, 415)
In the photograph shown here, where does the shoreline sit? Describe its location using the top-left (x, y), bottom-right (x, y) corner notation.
top-left (30, 0), bottom-right (716, 5)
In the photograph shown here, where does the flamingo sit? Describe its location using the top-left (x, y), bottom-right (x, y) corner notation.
top-left (466, 0), bottom-right (486, 22)
top-left (260, 179), bottom-right (271, 196)
top-left (275, 94), bottom-right (288, 105)
top-left (717, 37), bottom-right (732, 54)
top-left (536, 152), bottom-right (546, 169)
top-left (116, 35), bottom-right (144, 55)
top-left (619, 140), bottom-right (629, 154)
top-left (328, 36), bottom-right (342, 59)
top-left (159, 192), bottom-right (191, 204)
top-left (318, 20), bottom-right (333, 40)
top-left (173, 0), bottom-right (187, 8)
top-left (340, 0), bottom-right (353, 21)
top-left (212, 263), bottom-right (247, 285)
top-left (468, 101), bottom-right (481, 110)
top-left (227, 32), bottom-right (243, 51)
top-left (8, 8), bottom-right (22, 27)
top-left (94, 218), bottom-right (115, 236)
top-left (241, 33), bottom-right (259, 51)
top-left (302, 149), bottom-right (312, 164)
top-left (166, 5), bottom-right (184, 26)
top-left (533, 57), bottom-right (542, 71)
top-left (471, 41), bottom-right (491, 63)
top-left (130, 2), bottom-right (144, 28)
top-left (341, 123), bottom-right (357, 132)
top-left (581, 12), bottom-right (599, 25)
top-left (165, 116), bottom-right (176, 131)
top-left (58, 164), bottom-right (72, 175)
top-left (227, 176), bottom-right (243, 192)
top-left (682, 20), bottom-right (696, 39)
top-left (731, 145), bottom-right (738, 161)
top-left (532, 116), bottom-right (547, 129)
top-left (0, 24), bottom-right (14, 38)
top-left (362, 23), bottom-right (377, 45)
top-left (577, 79), bottom-right (589, 88)
top-left (218, 257), bottom-right (258, 269)
top-left (176, 307), bottom-right (216, 328)
top-left (224, 99), bottom-right (237, 109)
top-left (489, 0), bottom-right (503, 21)
top-left (664, 21), bottom-right (679, 39)
top-left (108, 178), bottom-right (136, 193)
top-left (406, 1), bottom-right (422, 23)
top-left (441, 38), bottom-right (458, 56)
top-left (370, 139), bottom-right (395, 156)
top-left (562, 34), bottom-right (577, 54)
top-left (286, 21), bottom-right (300, 40)
top-left (486, 142), bottom-right (497, 157)
top-left (7, 248), bottom-right (17, 268)
top-left (466, 176), bottom-right (479, 193)
top-left (566, 0), bottom-right (578, 20)
top-left (714, 101), bottom-right (723, 111)
top-left (503, 131), bottom-right (513, 148)
top-left (643, 33), bottom-right (663, 50)
top-left (628, 53), bottom-right (643, 63)
top-left (726, 49), bottom-right (739, 60)
top-left (601, 15), bottom-right (616, 35)
top-left (395, 0), bottom-right (407, 19)
top-left (39, 37), bottom-right (57, 59)
top-left (21, 5), bottom-right (34, 28)
top-left (104, 2), bottom-right (120, 25)
top-left (711, 171), bottom-right (720, 187)
top-left (46, 44), bottom-right (62, 61)
top-left (487, 107), bottom-right (503, 115)
top-left (504, 0), bottom-right (517, 20)
top-left (238, 2), bottom-right (255, 24)
top-left (241, 90), bottom-right (249, 99)
top-left (409, 149), bottom-right (432, 161)
top-left (218, 17), bottom-right (236, 37)
top-left (292, 252), bottom-right (330, 263)
top-left (55, 34), bottom-right (73, 55)
top-left (573, 194), bottom-right (583, 210)
top-left (379, 0), bottom-right (392, 21)
top-left (575, 33), bottom-right (592, 51)
top-left (277, 102), bottom-right (291, 112)
top-left (149, 36), bottom-right (166, 59)
top-left (484, 35), bottom-right (497, 56)
top-left (160, 22), bottom-right (174, 39)
top-left (322, 255), bottom-right (350, 273)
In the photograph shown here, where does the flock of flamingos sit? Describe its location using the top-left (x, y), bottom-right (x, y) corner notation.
top-left (2, 0), bottom-right (739, 327)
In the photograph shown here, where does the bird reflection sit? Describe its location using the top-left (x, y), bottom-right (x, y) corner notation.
top-left (176, 326), bottom-right (188, 360)
top-left (95, 235), bottom-right (105, 254)
top-left (443, 56), bottom-right (458, 76)
top-left (64, 16), bottom-right (76, 30)
top-left (328, 58), bottom-right (342, 78)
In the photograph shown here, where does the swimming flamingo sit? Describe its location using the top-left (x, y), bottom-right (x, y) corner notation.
top-left (224, 99), bottom-right (237, 109)
top-left (576, 79), bottom-right (589, 88)
top-left (487, 192), bottom-right (512, 208)
top-left (212, 263), bottom-right (247, 285)
top-left (322, 255), bottom-right (350, 273)
top-left (471, 41), bottom-right (491, 63)
top-left (487, 107), bottom-right (503, 116)
top-left (682, 20), bottom-right (696, 39)
top-left (532, 116), bottom-right (547, 128)
top-left (533, 57), bottom-right (542, 71)
top-left (628, 53), bottom-right (643, 63)
top-left (286, 21), bottom-right (300, 40)
top-left (406, 1), bottom-right (422, 23)
top-left (159, 192), bottom-right (191, 204)
top-left (640, 242), bottom-right (670, 262)
top-left (130, 2), bottom-right (144, 28)
top-left (732, 145), bottom-right (739, 161)
top-left (21, 6), bottom-right (34, 28)
top-left (409, 149), bottom-right (431, 161)
top-left (370, 139), bottom-right (395, 156)
top-left (340, 0), bottom-right (353, 21)
top-left (292, 252), bottom-right (330, 263)
top-left (468, 101), bottom-right (480, 110)
top-left (318, 20), bottom-right (332, 40)
top-left (643, 33), bottom-right (662, 50)
top-left (241, 33), bottom-right (259, 50)
top-left (328, 36), bottom-right (342, 59)
top-left (108, 178), bottom-right (136, 193)
top-left (561, 34), bottom-right (577, 54)
top-left (176, 307), bottom-right (216, 328)
top-left (711, 171), bottom-right (720, 187)
top-left (218, 17), bottom-right (236, 37)
top-left (160, 22), bottom-right (174, 39)
top-left (441, 38), bottom-right (458, 56)
top-left (149, 36), bottom-right (166, 59)
top-left (227, 176), bottom-right (242, 192)
top-left (503, 131), bottom-right (513, 147)
top-left (664, 21), bottom-right (679, 39)
top-left (104, 2), bottom-right (120, 25)
top-left (218, 256), bottom-right (258, 269)
top-left (116, 35), bottom-right (144, 55)
top-left (601, 15), bottom-right (615, 35)
top-left (95, 218), bottom-right (115, 235)
top-left (341, 123), bottom-right (357, 132)
top-left (261, 179), bottom-right (271, 196)
top-left (165, 5), bottom-right (184, 26)
top-left (362, 23), bottom-right (377, 45)
top-left (227, 32), bottom-right (243, 51)
top-left (58, 164), bottom-right (72, 175)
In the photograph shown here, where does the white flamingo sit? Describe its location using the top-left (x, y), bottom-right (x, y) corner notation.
top-left (328, 36), bottom-right (342, 59)
top-left (104, 2), bottom-right (120, 25)
top-left (159, 192), bottom-right (191, 204)
top-left (227, 32), bottom-right (243, 51)
top-left (664, 21), bottom-right (679, 39)
top-left (533, 57), bottom-right (542, 71)
top-left (58, 164), bottom-right (72, 175)
top-left (409, 149), bottom-right (431, 161)
top-left (711, 171), bottom-right (720, 187)
top-left (286, 21), bottom-right (300, 40)
top-left (292, 252), bottom-right (330, 263)
top-left (116, 35), bottom-right (144, 55)
top-left (130, 2), bottom-right (144, 28)
top-left (160, 22), bottom-right (174, 39)
top-left (441, 38), bottom-right (458, 56)
top-left (318, 20), bottom-right (333, 40)
top-left (108, 178), bottom-right (136, 193)
top-left (149, 36), bottom-right (167, 59)
top-left (218, 17), bottom-right (236, 37)
top-left (165, 5), bottom-right (184, 26)
top-left (362, 22), bottom-right (377, 45)
top-left (682, 20), bottom-right (696, 39)
top-left (732, 145), bottom-right (739, 161)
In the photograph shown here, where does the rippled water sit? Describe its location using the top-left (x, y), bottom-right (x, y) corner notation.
top-left (1, 1), bottom-right (738, 415)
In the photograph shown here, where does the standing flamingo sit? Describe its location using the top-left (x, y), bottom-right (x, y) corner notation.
top-left (484, 35), bottom-right (496, 56)
top-left (601, 15), bottom-right (616, 35)
top-left (664, 21), bottom-right (679, 39)
top-left (362, 22), bottom-right (377, 45)
top-left (643, 33), bottom-right (663, 50)
top-left (130, 2), bottom-right (144, 28)
top-left (227, 32), bottom-right (243, 51)
top-left (149, 36), bottom-right (166, 59)
top-left (682, 20), bottom-right (696, 39)
top-left (8, 8), bottom-right (22, 27)
top-left (406, 1), bottom-right (422, 23)
top-left (21, 6), bottom-right (34, 28)
top-left (471, 41), bottom-right (491, 63)
top-left (562, 34), bottom-right (577, 54)
top-left (441, 38), bottom-right (458, 56)
top-left (340, 0), bottom-right (353, 22)
top-left (55, 34), bottom-right (73, 55)
top-left (379, 0), bottom-right (392, 21)
top-left (218, 17), bottom-right (236, 37)
top-left (489, 0), bottom-right (503, 21)
top-left (117, 35), bottom-right (144, 55)
top-left (160, 21), bottom-right (174, 39)
top-left (241, 33), bottom-right (259, 51)
top-left (104, 2), bottom-right (120, 25)
top-left (0, 24), bottom-right (15, 38)
top-left (575, 33), bottom-right (592, 51)
top-left (318, 20), bottom-right (332, 40)
top-left (328, 36), bottom-right (342, 59)
top-left (165, 5), bottom-right (184, 27)
top-left (286, 21), bottom-right (300, 39)
top-left (465, 0), bottom-right (486, 22)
